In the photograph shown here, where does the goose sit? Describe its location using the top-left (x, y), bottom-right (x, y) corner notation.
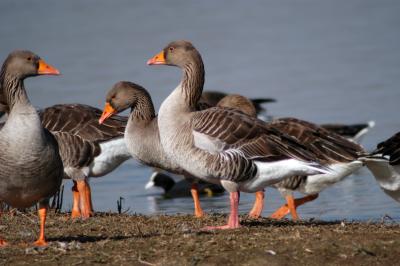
top-left (147, 40), bottom-right (339, 229)
top-left (0, 93), bottom-right (131, 219)
top-left (265, 118), bottom-right (365, 219)
top-left (200, 90), bottom-right (275, 119)
top-left (216, 94), bottom-right (258, 117)
top-left (98, 81), bottom-right (208, 216)
top-left (361, 132), bottom-right (400, 202)
top-left (217, 95), bottom-right (366, 219)
top-left (0, 50), bottom-right (63, 246)
top-left (40, 104), bottom-right (130, 219)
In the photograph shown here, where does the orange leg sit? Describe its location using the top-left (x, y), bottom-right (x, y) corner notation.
top-left (0, 211), bottom-right (7, 247)
top-left (286, 195), bottom-right (299, 220)
top-left (34, 202), bottom-right (48, 246)
top-left (270, 194), bottom-right (319, 220)
top-left (203, 191), bottom-right (240, 230)
top-left (191, 183), bottom-right (204, 218)
top-left (84, 181), bottom-right (94, 216)
top-left (71, 181), bottom-right (81, 219)
top-left (248, 190), bottom-right (265, 218)
top-left (270, 203), bottom-right (290, 219)
top-left (77, 180), bottom-right (94, 219)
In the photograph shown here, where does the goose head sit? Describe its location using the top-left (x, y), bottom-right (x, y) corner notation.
top-left (147, 40), bottom-right (202, 68)
top-left (217, 94), bottom-right (257, 118)
top-left (1, 50), bottom-right (60, 80)
top-left (99, 81), bottom-right (150, 124)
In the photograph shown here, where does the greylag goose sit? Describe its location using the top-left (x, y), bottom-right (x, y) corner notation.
top-left (362, 132), bottom-right (400, 202)
top-left (147, 40), bottom-right (337, 229)
top-left (99, 81), bottom-right (209, 217)
top-left (218, 95), bottom-right (366, 219)
top-left (0, 95), bottom-right (130, 219)
top-left (0, 50), bottom-right (63, 246)
top-left (200, 90), bottom-right (275, 118)
top-left (266, 118), bottom-right (365, 219)
top-left (216, 94), bottom-right (258, 117)
top-left (40, 104), bottom-right (130, 219)
top-left (145, 171), bottom-right (225, 198)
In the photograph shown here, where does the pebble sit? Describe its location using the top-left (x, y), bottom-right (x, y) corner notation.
top-left (266, 250), bottom-right (276, 255)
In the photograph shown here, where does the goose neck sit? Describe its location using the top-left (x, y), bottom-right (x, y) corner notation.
top-left (130, 92), bottom-right (156, 122)
top-left (1, 73), bottom-right (30, 111)
top-left (180, 60), bottom-right (204, 110)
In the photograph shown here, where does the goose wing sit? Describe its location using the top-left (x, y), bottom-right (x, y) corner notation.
top-left (52, 131), bottom-right (101, 177)
top-left (270, 118), bottom-right (364, 163)
top-left (40, 104), bottom-right (126, 142)
top-left (190, 107), bottom-right (322, 163)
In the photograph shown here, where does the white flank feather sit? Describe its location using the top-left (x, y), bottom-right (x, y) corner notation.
top-left (365, 157), bottom-right (400, 202)
top-left (300, 161), bottom-right (363, 195)
top-left (89, 137), bottom-right (131, 177)
top-left (239, 159), bottom-right (332, 192)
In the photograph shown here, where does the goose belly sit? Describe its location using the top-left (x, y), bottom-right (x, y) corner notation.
top-left (0, 144), bottom-right (63, 208)
top-left (298, 161), bottom-right (363, 195)
top-left (366, 159), bottom-right (400, 202)
top-left (89, 138), bottom-right (131, 177)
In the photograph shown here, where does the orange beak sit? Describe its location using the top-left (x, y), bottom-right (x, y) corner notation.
top-left (99, 102), bottom-right (117, 124)
top-left (37, 59), bottom-right (60, 75)
top-left (147, 50), bottom-right (166, 65)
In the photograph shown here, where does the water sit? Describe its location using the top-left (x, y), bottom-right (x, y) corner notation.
top-left (0, 0), bottom-right (399, 221)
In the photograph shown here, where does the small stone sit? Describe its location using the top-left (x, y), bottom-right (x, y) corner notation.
top-left (266, 250), bottom-right (276, 255)
top-left (25, 246), bottom-right (46, 254)
top-left (57, 241), bottom-right (68, 250)
top-left (305, 248), bottom-right (313, 253)
top-left (25, 247), bottom-right (39, 255)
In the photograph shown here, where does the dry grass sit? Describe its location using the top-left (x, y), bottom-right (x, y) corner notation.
top-left (0, 212), bottom-right (399, 265)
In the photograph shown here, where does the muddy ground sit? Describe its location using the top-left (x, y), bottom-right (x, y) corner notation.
top-left (0, 212), bottom-right (399, 265)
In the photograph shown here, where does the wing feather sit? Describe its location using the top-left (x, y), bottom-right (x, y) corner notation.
top-left (52, 132), bottom-right (101, 170)
top-left (191, 108), bottom-right (324, 163)
top-left (39, 104), bottom-right (126, 142)
top-left (270, 118), bottom-right (364, 163)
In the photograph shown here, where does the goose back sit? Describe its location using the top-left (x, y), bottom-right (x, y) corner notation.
top-left (40, 104), bottom-right (129, 179)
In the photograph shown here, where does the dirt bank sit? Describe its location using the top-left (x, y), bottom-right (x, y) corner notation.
top-left (0, 212), bottom-right (399, 265)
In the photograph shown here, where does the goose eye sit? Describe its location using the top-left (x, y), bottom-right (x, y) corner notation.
top-left (169, 47), bottom-right (175, 52)
top-left (27, 57), bottom-right (32, 61)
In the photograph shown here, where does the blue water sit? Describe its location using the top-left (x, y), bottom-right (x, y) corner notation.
top-left (0, 0), bottom-right (399, 221)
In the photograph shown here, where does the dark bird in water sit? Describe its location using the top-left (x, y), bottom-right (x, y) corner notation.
top-left (145, 171), bottom-right (225, 198)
